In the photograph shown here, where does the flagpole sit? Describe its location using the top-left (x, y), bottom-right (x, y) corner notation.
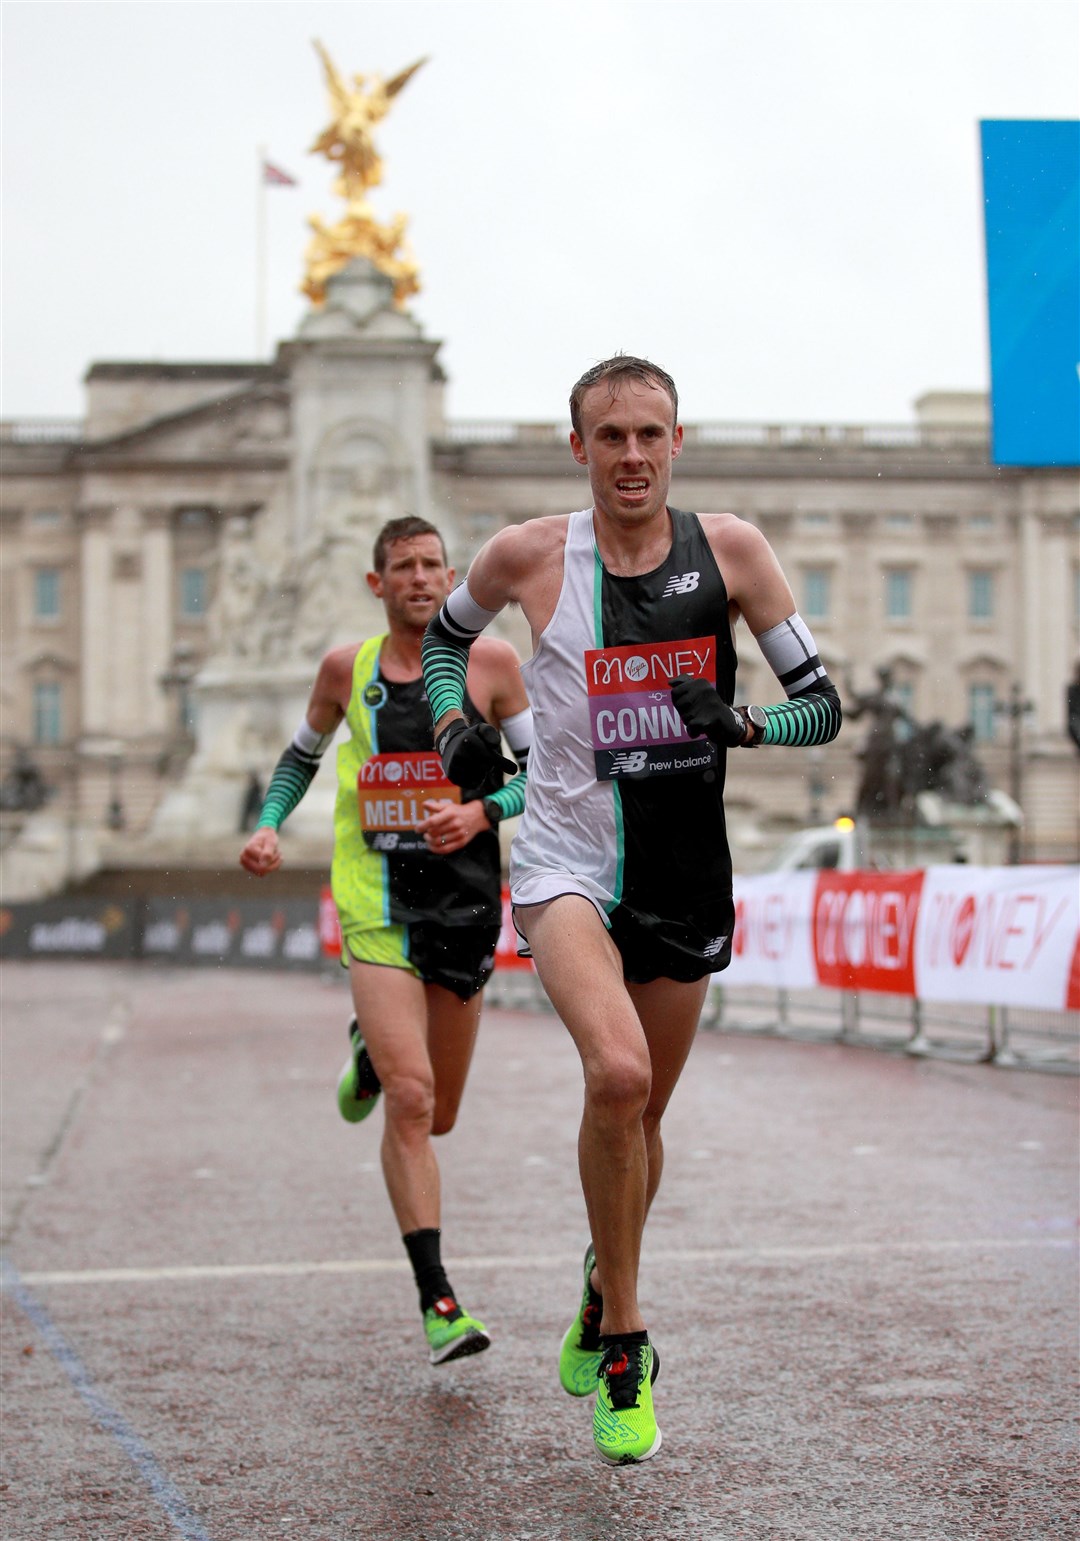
top-left (256, 144), bottom-right (267, 359)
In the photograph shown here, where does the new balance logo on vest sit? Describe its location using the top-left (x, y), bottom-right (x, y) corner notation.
top-left (662, 571), bottom-right (700, 597)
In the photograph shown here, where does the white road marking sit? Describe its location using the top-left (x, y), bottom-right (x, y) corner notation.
top-left (10, 1235), bottom-right (1073, 1289)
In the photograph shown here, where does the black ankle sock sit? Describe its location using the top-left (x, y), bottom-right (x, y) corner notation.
top-left (600, 1329), bottom-right (649, 1350)
top-left (402, 1228), bottom-right (456, 1314)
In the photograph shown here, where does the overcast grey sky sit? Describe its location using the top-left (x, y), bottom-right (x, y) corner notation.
top-left (2, 0), bottom-right (1077, 425)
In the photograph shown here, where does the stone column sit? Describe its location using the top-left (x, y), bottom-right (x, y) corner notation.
top-left (77, 505), bottom-right (116, 736)
top-left (139, 507), bottom-right (173, 735)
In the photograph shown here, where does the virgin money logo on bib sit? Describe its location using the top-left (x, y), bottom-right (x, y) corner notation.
top-left (584, 637), bottom-right (718, 780)
top-left (358, 752), bottom-right (460, 854)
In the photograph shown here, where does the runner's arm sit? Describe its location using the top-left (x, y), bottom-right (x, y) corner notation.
top-left (423, 584), bottom-right (518, 786)
top-left (674, 518), bottom-right (842, 748)
top-left (482, 703), bottom-right (532, 824)
top-left (749, 614), bottom-right (842, 745)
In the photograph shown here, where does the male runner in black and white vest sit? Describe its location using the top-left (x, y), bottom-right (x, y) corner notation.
top-left (422, 355), bottom-right (842, 1464)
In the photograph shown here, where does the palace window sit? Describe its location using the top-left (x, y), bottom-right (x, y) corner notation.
top-left (968, 683), bottom-right (997, 743)
top-left (892, 680), bottom-right (916, 735)
top-left (884, 568), bottom-right (913, 621)
top-left (33, 682), bottom-right (62, 745)
top-left (968, 570), bottom-right (994, 621)
top-left (180, 567), bottom-right (207, 618)
top-left (33, 568), bottom-right (61, 620)
top-left (802, 568), bottom-right (830, 621)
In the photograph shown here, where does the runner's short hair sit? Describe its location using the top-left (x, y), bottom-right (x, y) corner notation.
top-left (569, 355), bottom-right (679, 437)
top-left (372, 517), bottom-right (447, 574)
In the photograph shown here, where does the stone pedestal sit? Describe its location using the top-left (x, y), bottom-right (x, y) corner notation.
top-left (150, 259), bottom-right (448, 847)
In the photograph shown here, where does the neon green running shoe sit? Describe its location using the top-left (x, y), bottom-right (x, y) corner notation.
top-left (336, 1017), bottom-right (382, 1124)
top-left (423, 1296), bottom-right (491, 1366)
top-left (593, 1339), bottom-right (662, 1465)
top-left (559, 1243), bottom-right (604, 1396)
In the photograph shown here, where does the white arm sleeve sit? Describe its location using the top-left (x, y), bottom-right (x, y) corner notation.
top-left (442, 581), bottom-right (503, 640)
top-left (498, 706), bottom-right (533, 758)
top-left (754, 613), bottom-right (829, 698)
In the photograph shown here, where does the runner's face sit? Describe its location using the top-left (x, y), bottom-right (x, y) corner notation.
top-left (570, 378), bottom-right (682, 525)
top-left (368, 535), bottom-right (453, 630)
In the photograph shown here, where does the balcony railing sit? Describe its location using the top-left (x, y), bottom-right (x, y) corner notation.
top-left (440, 420), bottom-right (988, 449)
top-left (1, 419), bottom-right (84, 444)
top-left (0, 416), bottom-right (989, 451)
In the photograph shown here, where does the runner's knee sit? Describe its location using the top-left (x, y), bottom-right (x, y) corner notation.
top-left (585, 1051), bottom-right (651, 1121)
top-left (382, 1070), bottom-right (436, 1133)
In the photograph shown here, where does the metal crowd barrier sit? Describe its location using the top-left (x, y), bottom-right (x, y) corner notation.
top-left (698, 984), bottom-right (1079, 1075)
top-left (486, 971), bottom-right (1079, 1075)
top-left (2, 893), bottom-right (1074, 1074)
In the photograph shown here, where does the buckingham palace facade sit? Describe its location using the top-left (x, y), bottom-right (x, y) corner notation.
top-left (2, 284), bottom-right (1078, 891)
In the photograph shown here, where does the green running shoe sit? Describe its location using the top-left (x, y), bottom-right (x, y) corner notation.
top-left (423, 1296), bottom-right (491, 1366)
top-left (559, 1243), bottom-right (604, 1396)
top-left (336, 1016), bottom-right (382, 1124)
top-left (593, 1339), bottom-right (662, 1465)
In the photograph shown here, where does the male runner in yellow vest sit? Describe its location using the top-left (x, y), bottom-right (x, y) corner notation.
top-left (241, 516), bottom-right (530, 1365)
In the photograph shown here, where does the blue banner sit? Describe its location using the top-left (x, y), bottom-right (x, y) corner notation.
top-left (981, 120), bottom-right (1080, 467)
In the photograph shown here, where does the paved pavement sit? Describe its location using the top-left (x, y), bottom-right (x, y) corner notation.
top-left (2, 962), bottom-right (1077, 1540)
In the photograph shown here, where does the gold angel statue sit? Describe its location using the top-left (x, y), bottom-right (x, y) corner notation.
top-left (310, 41), bottom-right (426, 204)
top-left (303, 41), bottom-right (426, 308)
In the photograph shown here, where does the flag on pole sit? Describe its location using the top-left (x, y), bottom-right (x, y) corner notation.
top-left (262, 160), bottom-right (297, 187)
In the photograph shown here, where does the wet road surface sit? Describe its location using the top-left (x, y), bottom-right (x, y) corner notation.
top-left (2, 962), bottom-right (1077, 1539)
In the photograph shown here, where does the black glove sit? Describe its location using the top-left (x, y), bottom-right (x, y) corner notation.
top-left (669, 676), bottom-right (747, 748)
top-left (435, 718), bottom-right (517, 788)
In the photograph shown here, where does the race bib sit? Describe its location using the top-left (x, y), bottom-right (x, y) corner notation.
top-left (584, 636), bottom-right (719, 780)
top-left (358, 752), bottom-right (460, 855)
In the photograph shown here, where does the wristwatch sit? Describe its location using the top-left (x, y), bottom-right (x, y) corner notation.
top-left (739, 704), bottom-right (767, 746)
top-left (481, 796), bottom-right (503, 827)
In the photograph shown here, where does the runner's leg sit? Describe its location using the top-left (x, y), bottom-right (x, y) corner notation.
top-left (517, 894), bottom-right (651, 1337)
top-left (424, 982), bottom-right (483, 1135)
top-left (346, 957), bottom-right (440, 1234)
top-left (630, 973), bottom-right (710, 1224)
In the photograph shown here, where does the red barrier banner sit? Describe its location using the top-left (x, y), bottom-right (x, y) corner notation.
top-left (318, 886), bottom-right (342, 959)
top-left (718, 865), bottom-right (1078, 1012)
top-left (496, 884), bottom-right (533, 970)
top-left (812, 870), bottom-right (925, 996)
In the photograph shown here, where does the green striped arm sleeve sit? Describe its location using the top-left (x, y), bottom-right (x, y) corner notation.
top-left (760, 682), bottom-right (842, 747)
top-left (422, 623), bottom-right (471, 724)
top-left (485, 764), bottom-right (528, 820)
top-left (255, 745), bottom-right (320, 831)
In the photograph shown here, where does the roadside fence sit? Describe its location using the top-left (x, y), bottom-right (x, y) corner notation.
top-left (3, 870), bottom-right (1076, 1074)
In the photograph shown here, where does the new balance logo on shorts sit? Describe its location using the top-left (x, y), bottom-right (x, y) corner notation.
top-left (662, 571), bottom-right (700, 597)
top-left (703, 935), bottom-right (727, 957)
